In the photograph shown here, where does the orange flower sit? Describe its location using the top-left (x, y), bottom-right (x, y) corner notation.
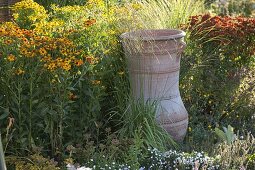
top-left (84, 19), bottom-right (96, 27)
top-left (85, 56), bottom-right (93, 64)
top-left (7, 54), bottom-right (16, 62)
top-left (68, 92), bottom-right (78, 100)
top-left (4, 39), bottom-right (13, 45)
top-left (74, 59), bottom-right (84, 66)
top-left (22, 37), bottom-right (29, 44)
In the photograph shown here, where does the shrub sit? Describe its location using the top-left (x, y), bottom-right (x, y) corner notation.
top-left (6, 154), bottom-right (60, 170)
top-left (0, 22), bottom-right (93, 154)
top-left (188, 14), bottom-right (255, 66)
top-left (210, 0), bottom-right (255, 17)
top-left (180, 14), bottom-right (255, 133)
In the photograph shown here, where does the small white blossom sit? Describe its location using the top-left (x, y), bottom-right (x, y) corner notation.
top-left (77, 167), bottom-right (92, 170)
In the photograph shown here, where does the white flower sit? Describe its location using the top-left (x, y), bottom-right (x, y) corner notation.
top-left (66, 164), bottom-right (76, 170)
top-left (77, 167), bottom-right (92, 170)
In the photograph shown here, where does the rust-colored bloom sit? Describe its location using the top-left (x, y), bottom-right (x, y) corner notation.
top-left (85, 56), bottom-right (94, 64)
top-left (4, 39), bottom-right (13, 45)
top-left (74, 59), bottom-right (84, 66)
top-left (84, 19), bottom-right (96, 27)
top-left (68, 92), bottom-right (78, 100)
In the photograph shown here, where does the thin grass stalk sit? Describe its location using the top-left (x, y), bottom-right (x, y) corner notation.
top-left (137, 0), bottom-right (205, 29)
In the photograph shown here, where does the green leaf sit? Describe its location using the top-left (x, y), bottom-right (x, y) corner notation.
top-left (0, 113), bottom-right (8, 120)
top-left (0, 109), bottom-right (9, 120)
top-left (32, 99), bottom-right (39, 104)
top-left (215, 127), bottom-right (227, 142)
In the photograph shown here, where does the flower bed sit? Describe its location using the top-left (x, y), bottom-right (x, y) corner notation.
top-left (0, 0), bottom-right (255, 169)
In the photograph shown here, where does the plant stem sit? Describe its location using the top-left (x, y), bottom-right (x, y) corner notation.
top-left (0, 133), bottom-right (7, 170)
top-left (17, 81), bottom-right (22, 149)
top-left (28, 78), bottom-right (33, 149)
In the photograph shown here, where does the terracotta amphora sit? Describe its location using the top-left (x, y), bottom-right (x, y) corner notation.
top-left (121, 29), bottom-right (188, 141)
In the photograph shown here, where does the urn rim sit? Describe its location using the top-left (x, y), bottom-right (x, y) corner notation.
top-left (120, 29), bottom-right (186, 41)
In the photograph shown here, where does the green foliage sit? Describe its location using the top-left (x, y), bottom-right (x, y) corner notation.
top-left (35, 0), bottom-right (88, 9)
top-left (183, 123), bottom-right (216, 154)
top-left (215, 125), bottom-right (236, 144)
top-left (248, 153), bottom-right (255, 169)
top-left (180, 14), bottom-right (255, 140)
top-left (209, 0), bottom-right (255, 17)
top-left (115, 99), bottom-right (177, 151)
top-left (6, 154), bottom-right (60, 170)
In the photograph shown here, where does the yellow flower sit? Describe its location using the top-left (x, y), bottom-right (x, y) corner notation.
top-left (39, 48), bottom-right (47, 56)
top-left (131, 3), bottom-right (142, 10)
top-left (16, 68), bottom-right (25, 75)
top-left (20, 47), bottom-right (28, 55)
top-left (55, 57), bottom-right (63, 66)
top-left (118, 71), bottom-right (124, 76)
top-left (7, 54), bottom-right (16, 62)
top-left (92, 80), bottom-right (101, 85)
top-left (64, 58), bottom-right (71, 64)
top-left (41, 55), bottom-right (52, 62)
top-left (68, 92), bottom-right (78, 100)
top-left (46, 62), bottom-right (57, 71)
top-left (61, 63), bottom-right (71, 71)
top-left (13, 0), bottom-right (48, 27)
top-left (64, 158), bottom-right (74, 165)
top-left (60, 49), bottom-right (68, 56)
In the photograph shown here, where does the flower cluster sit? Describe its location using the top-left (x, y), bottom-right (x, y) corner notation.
top-left (141, 147), bottom-right (220, 170)
top-left (12, 0), bottom-right (48, 29)
top-left (0, 23), bottom-right (86, 73)
top-left (67, 159), bottom-right (131, 170)
top-left (67, 148), bottom-right (220, 170)
top-left (187, 14), bottom-right (255, 64)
